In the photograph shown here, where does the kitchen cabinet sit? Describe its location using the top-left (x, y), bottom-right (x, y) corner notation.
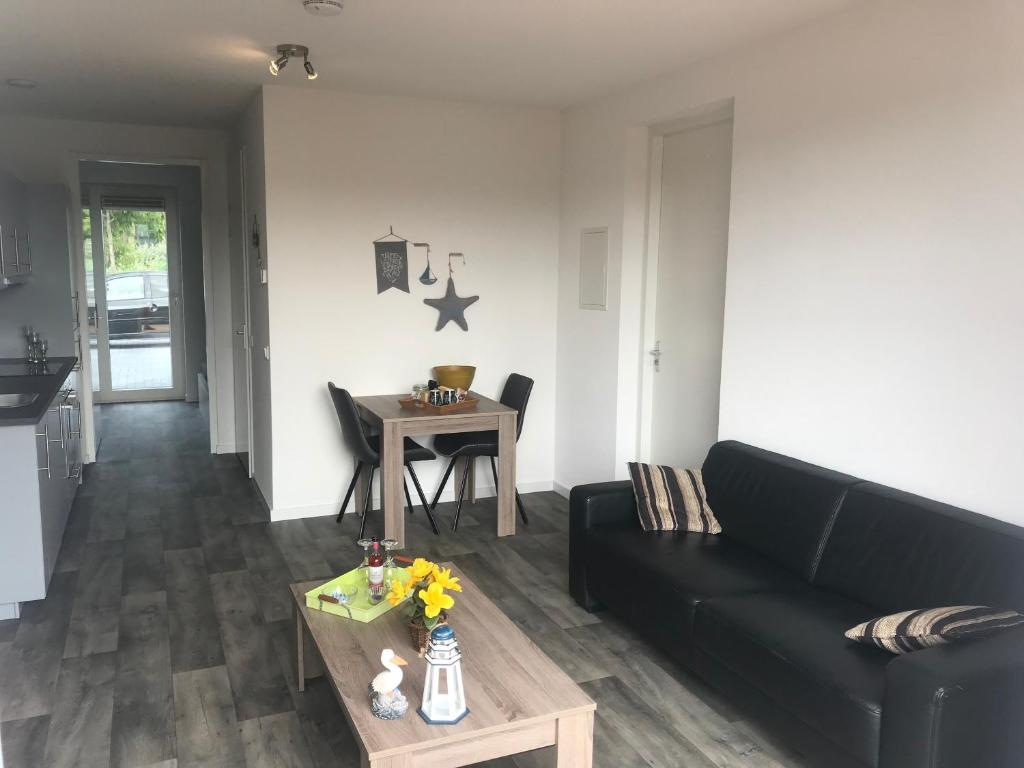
top-left (0, 364), bottom-right (81, 617)
top-left (0, 170), bottom-right (31, 288)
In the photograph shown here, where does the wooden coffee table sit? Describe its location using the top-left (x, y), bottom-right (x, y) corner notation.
top-left (292, 564), bottom-right (596, 768)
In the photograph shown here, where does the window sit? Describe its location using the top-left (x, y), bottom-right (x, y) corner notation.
top-left (106, 274), bottom-right (145, 301)
top-left (149, 272), bottom-right (169, 299)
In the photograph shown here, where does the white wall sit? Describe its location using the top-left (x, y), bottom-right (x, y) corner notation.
top-left (557, 0), bottom-right (1024, 525)
top-left (258, 85), bottom-right (561, 520)
top-left (0, 114), bottom-right (236, 458)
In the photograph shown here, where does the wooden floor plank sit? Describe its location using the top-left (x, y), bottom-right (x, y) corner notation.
top-left (236, 524), bottom-right (297, 624)
top-left (110, 591), bottom-right (176, 768)
top-left (164, 548), bottom-right (225, 673)
top-left (63, 541), bottom-right (125, 658)
top-left (0, 571), bottom-right (78, 722)
top-left (240, 711), bottom-right (316, 768)
top-left (194, 496), bottom-right (248, 574)
top-left (209, 570), bottom-right (294, 721)
top-left (0, 714), bottom-right (50, 768)
top-left (41, 652), bottom-right (116, 768)
top-left (172, 666), bottom-right (246, 768)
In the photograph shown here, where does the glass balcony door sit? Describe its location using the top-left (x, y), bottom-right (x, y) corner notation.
top-left (84, 186), bottom-right (185, 402)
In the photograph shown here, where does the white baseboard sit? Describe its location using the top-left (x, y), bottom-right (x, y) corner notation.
top-left (215, 442), bottom-right (238, 454)
top-left (270, 479), bottom-right (555, 522)
top-left (0, 602), bottom-right (21, 620)
top-left (553, 481), bottom-right (571, 499)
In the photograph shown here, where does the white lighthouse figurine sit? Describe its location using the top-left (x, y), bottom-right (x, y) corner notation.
top-left (419, 625), bottom-right (469, 724)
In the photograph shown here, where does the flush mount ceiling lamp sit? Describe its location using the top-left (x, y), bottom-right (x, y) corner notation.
top-left (303, 0), bottom-right (343, 16)
top-left (268, 44), bottom-right (318, 80)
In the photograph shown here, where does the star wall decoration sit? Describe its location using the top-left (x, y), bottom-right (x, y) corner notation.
top-left (423, 277), bottom-right (479, 332)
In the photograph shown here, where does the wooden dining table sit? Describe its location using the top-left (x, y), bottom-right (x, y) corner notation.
top-left (354, 393), bottom-right (518, 547)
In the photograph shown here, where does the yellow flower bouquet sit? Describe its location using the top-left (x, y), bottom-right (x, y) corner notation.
top-left (387, 558), bottom-right (462, 653)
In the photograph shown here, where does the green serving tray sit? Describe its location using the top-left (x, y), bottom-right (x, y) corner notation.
top-left (305, 566), bottom-right (412, 623)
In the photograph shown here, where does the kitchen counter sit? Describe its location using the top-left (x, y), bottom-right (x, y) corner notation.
top-left (0, 357), bottom-right (78, 426)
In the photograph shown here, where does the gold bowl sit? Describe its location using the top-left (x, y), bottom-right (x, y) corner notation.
top-left (433, 365), bottom-right (476, 391)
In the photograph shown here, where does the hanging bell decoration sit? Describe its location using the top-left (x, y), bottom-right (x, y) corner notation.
top-left (418, 625), bottom-right (469, 725)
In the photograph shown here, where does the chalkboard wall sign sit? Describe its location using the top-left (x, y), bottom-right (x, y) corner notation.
top-left (374, 238), bottom-right (410, 294)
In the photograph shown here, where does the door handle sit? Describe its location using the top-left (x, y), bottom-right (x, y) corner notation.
top-left (649, 340), bottom-right (662, 372)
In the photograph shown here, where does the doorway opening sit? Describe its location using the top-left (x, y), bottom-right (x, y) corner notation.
top-left (77, 161), bottom-right (209, 451)
top-left (639, 108), bottom-right (734, 467)
top-left (83, 187), bottom-right (185, 399)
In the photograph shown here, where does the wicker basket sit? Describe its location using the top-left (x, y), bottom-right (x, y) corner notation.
top-left (409, 613), bottom-right (448, 655)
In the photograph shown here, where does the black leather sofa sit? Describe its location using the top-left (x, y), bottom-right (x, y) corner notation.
top-left (569, 441), bottom-right (1024, 768)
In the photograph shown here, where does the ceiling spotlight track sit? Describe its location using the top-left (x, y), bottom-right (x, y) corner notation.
top-left (269, 44), bottom-right (318, 80)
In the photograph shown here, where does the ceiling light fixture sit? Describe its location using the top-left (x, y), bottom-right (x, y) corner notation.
top-left (303, 0), bottom-right (343, 16)
top-left (6, 78), bottom-right (37, 89)
top-left (268, 44), bottom-right (318, 80)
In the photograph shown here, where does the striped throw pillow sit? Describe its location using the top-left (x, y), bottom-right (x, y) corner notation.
top-left (846, 606), bottom-right (1024, 654)
top-left (626, 462), bottom-right (721, 533)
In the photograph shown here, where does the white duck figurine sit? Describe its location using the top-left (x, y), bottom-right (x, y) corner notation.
top-left (369, 649), bottom-right (409, 720)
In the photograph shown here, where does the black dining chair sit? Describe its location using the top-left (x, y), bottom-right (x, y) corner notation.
top-left (430, 373), bottom-right (534, 532)
top-left (328, 383), bottom-right (440, 537)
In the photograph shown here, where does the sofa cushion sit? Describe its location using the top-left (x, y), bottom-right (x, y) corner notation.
top-left (702, 441), bottom-right (858, 581)
top-left (584, 525), bottom-right (810, 659)
top-left (814, 482), bottom-right (1024, 614)
top-left (626, 462), bottom-right (721, 533)
top-left (693, 591), bottom-right (890, 767)
top-left (846, 605), bottom-right (1024, 654)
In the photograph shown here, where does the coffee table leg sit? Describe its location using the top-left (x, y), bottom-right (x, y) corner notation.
top-left (382, 421), bottom-right (406, 548)
top-left (556, 711), bottom-right (594, 768)
top-left (296, 605), bottom-right (306, 693)
top-left (361, 750), bottom-right (410, 768)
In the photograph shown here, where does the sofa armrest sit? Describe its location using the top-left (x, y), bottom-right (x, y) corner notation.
top-left (568, 481), bottom-right (637, 611)
top-left (880, 626), bottom-right (1024, 768)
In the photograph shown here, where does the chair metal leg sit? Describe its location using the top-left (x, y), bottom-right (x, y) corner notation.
top-left (491, 456), bottom-right (528, 526)
top-left (407, 464), bottom-right (440, 535)
top-left (430, 456), bottom-right (458, 511)
top-left (451, 456), bottom-right (473, 533)
top-left (404, 479), bottom-right (414, 516)
top-left (336, 461), bottom-right (363, 523)
top-left (515, 490), bottom-right (529, 526)
top-left (359, 466), bottom-right (376, 540)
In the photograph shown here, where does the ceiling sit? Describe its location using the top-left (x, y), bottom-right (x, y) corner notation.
top-left (0, 0), bottom-right (859, 130)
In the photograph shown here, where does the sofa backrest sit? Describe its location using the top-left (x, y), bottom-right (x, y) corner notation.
top-left (814, 482), bottom-right (1024, 613)
top-left (702, 441), bottom-right (859, 581)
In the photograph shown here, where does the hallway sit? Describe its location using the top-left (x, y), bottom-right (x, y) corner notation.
top-left (0, 402), bottom-right (802, 768)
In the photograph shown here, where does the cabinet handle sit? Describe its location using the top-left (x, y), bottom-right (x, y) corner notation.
top-left (12, 228), bottom-right (19, 272)
top-left (0, 223), bottom-right (5, 277)
top-left (69, 393), bottom-right (81, 437)
top-left (20, 231), bottom-right (30, 271)
top-left (36, 424), bottom-right (51, 479)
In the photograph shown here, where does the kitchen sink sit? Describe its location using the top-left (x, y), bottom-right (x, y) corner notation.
top-left (0, 392), bottom-right (39, 408)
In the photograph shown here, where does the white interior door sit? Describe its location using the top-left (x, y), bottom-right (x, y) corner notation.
top-left (85, 186), bottom-right (186, 402)
top-left (233, 146), bottom-right (255, 476)
top-left (646, 119), bottom-right (734, 467)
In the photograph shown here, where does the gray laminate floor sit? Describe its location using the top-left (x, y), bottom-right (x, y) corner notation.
top-left (0, 401), bottom-right (809, 768)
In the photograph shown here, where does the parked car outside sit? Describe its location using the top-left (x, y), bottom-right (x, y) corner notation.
top-left (86, 271), bottom-right (170, 339)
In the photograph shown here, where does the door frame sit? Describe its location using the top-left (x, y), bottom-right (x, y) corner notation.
top-left (86, 184), bottom-right (186, 403)
top-left (69, 151), bottom-right (224, 462)
top-left (237, 145), bottom-right (255, 478)
top-left (637, 104), bottom-right (735, 462)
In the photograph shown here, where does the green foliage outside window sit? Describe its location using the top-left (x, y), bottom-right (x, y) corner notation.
top-left (83, 208), bottom-right (168, 275)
